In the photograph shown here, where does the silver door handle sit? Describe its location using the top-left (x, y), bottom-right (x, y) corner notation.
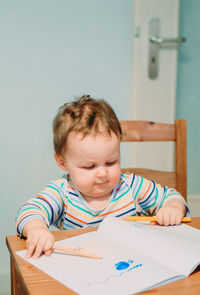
top-left (148, 18), bottom-right (186, 79)
top-left (149, 36), bottom-right (186, 45)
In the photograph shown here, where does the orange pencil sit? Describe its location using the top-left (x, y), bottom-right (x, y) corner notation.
top-left (123, 216), bottom-right (191, 223)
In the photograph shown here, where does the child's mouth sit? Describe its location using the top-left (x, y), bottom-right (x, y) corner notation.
top-left (96, 181), bottom-right (108, 185)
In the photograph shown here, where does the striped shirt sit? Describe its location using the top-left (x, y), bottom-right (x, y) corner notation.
top-left (16, 173), bottom-right (187, 236)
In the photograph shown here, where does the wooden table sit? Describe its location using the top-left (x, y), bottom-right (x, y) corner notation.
top-left (6, 218), bottom-right (200, 295)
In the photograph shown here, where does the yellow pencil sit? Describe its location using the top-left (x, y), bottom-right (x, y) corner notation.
top-left (123, 216), bottom-right (191, 223)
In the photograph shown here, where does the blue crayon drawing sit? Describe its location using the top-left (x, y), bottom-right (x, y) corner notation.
top-left (87, 259), bottom-right (143, 287)
top-left (115, 261), bottom-right (130, 270)
top-left (115, 259), bottom-right (134, 270)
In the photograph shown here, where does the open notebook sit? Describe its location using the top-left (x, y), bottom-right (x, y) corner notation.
top-left (16, 217), bottom-right (200, 295)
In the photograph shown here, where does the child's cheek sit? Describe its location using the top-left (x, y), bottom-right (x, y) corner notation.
top-left (111, 167), bottom-right (121, 182)
top-left (81, 170), bottom-right (94, 185)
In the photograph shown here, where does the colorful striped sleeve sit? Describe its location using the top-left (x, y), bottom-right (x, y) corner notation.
top-left (129, 174), bottom-right (189, 216)
top-left (16, 179), bottom-right (65, 236)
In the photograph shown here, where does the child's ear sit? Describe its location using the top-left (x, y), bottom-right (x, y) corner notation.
top-left (54, 153), bottom-right (67, 171)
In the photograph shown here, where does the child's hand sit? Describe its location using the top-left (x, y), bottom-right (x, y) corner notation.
top-left (155, 200), bottom-right (186, 226)
top-left (22, 220), bottom-right (55, 259)
top-left (25, 228), bottom-right (54, 259)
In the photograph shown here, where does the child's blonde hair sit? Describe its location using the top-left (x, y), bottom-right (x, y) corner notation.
top-left (53, 95), bottom-right (123, 155)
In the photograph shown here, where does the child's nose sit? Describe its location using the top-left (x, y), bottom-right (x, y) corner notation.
top-left (96, 166), bottom-right (107, 178)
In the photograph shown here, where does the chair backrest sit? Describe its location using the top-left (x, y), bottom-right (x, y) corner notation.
top-left (120, 120), bottom-right (187, 200)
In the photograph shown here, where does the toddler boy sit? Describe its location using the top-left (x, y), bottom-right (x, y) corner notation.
top-left (16, 95), bottom-right (188, 258)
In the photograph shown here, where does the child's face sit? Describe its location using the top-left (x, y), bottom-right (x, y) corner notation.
top-left (56, 130), bottom-right (121, 202)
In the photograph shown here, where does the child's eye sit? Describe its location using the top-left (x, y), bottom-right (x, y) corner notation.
top-left (83, 165), bottom-right (95, 169)
top-left (106, 161), bottom-right (116, 166)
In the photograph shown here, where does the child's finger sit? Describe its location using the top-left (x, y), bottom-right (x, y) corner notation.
top-left (169, 214), bottom-right (176, 226)
top-left (43, 238), bottom-right (54, 254)
top-left (162, 220), bottom-right (168, 226)
top-left (150, 221), bottom-right (157, 225)
top-left (165, 212), bottom-right (173, 225)
top-left (155, 213), bottom-right (164, 225)
top-left (44, 249), bottom-right (52, 256)
top-left (175, 215), bottom-right (183, 225)
top-left (25, 242), bottom-right (36, 259)
top-left (32, 239), bottom-right (45, 259)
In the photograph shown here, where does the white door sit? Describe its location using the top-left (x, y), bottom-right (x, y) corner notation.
top-left (127, 0), bottom-right (185, 172)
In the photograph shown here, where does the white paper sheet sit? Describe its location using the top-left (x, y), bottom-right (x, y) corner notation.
top-left (16, 217), bottom-right (200, 295)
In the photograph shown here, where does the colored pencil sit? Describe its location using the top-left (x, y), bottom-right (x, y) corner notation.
top-left (53, 246), bottom-right (102, 259)
top-left (123, 216), bottom-right (191, 223)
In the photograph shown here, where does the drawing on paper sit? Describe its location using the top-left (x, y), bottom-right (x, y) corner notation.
top-left (87, 259), bottom-right (143, 287)
top-left (115, 259), bottom-right (134, 270)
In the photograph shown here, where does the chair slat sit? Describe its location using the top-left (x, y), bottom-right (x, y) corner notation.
top-left (120, 121), bottom-right (175, 142)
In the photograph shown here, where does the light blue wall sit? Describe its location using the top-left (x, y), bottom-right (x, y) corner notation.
top-left (177, 0), bottom-right (200, 195)
top-left (2, 1), bottom-right (199, 293)
top-left (0, 0), bottom-right (134, 293)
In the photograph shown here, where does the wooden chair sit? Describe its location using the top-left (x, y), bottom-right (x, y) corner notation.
top-left (120, 120), bottom-right (187, 200)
